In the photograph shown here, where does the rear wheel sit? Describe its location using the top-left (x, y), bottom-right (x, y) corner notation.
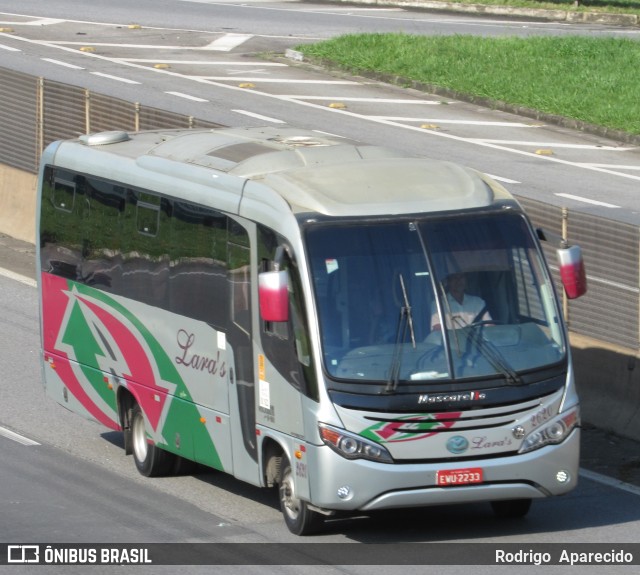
top-left (279, 458), bottom-right (323, 536)
top-left (131, 403), bottom-right (176, 477)
top-left (491, 498), bottom-right (532, 518)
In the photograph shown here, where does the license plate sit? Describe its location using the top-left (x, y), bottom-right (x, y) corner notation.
top-left (436, 467), bottom-right (483, 486)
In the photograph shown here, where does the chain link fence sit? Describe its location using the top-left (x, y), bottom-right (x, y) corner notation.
top-left (1, 66), bottom-right (637, 352)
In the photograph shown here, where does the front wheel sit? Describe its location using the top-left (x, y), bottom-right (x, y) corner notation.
top-left (131, 403), bottom-right (176, 477)
top-left (279, 459), bottom-right (323, 536)
top-left (490, 498), bottom-right (532, 518)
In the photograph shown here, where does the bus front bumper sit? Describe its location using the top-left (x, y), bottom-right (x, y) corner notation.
top-left (306, 428), bottom-right (580, 512)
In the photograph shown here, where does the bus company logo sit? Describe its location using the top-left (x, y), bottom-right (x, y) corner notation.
top-left (362, 412), bottom-right (461, 443)
top-left (418, 391), bottom-right (486, 404)
top-left (7, 545), bottom-right (39, 563)
top-left (446, 435), bottom-right (469, 454)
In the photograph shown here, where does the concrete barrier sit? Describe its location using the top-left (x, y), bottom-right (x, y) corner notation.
top-left (0, 164), bottom-right (37, 244)
top-left (1, 164), bottom-right (639, 443)
top-left (571, 333), bottom-right (640, 442)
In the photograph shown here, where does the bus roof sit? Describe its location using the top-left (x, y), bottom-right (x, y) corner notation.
top-left (64, 127), bottom-right (513, 217)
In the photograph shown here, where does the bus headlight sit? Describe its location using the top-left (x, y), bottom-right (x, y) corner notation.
top-left (319, 423), bottom-right (393, 463)
top-left (518, 406), bottom-right (580, 454)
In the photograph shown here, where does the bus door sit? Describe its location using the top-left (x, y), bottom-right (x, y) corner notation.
top-left (224, 229), bottom-right (259, 483)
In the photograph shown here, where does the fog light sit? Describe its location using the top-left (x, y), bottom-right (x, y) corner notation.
top-left (337, 486), bottom-right (352, 500)
top-left (556, 470), bottom-right (570, 483)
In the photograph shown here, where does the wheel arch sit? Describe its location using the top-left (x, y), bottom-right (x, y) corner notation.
top-left (260, 435), bottom-right (287, 488)
top-left (117, 385), bottom-right (140, 456)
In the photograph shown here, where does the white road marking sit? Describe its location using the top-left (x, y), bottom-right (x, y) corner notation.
top-left (486, 174), bottom-right (521, 184)
top-left (41, 58), bottom-right (84, 70)
top-left (0, 426), bottom-right (40, 446)
top-left (47, 33), bottom-right (253, 53)
top-left (580, 468), bottom-right (640, 497)
top-left (166, 91), bottom-right (208, 102)
top-left (286, 97), bottom-right (445, 104)
top-left (117, 59), bottom-right (286, 66)
top-left (555, 193), bottom-right (620, 208)
top-left (193, 77), bottom-right (360, 84)
top-left (576, 163), bottom-right (640, 170)
top-left (471, 139), bottom-right (635, 151)
top-left (90, 72), bottom-right (140, 84)
top-left (203, 34), bottom-right (253, 51)
top-left (374, 117), bottom-right (534, 127)
top-left (0, 43), bottom-right (20, 52)
top-left (0, 18), bottom-right (65, 26)
top-left (232, 109), bottom-right (285, 123)
top-left (0, 267), bottom-right (36, 288)
top-left (4, 30), bottom-right (640, 184)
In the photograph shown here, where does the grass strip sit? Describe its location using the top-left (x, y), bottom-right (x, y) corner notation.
top-left (297, 34), bottom-right (640, 135)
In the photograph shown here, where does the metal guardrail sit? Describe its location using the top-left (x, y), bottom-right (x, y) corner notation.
top-left (1, 66), bottom-right (637, 351)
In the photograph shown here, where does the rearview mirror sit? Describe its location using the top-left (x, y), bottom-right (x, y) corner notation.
top-left (259, 270), bottom-right (289, 322)
top-left (557, 244), bottom-right (587, 299)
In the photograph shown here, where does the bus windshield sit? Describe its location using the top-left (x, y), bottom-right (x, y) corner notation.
top-left (306, 212), bottom-right (565, 385)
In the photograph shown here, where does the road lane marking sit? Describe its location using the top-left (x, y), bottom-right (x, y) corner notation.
top-left (41, 58), bottom-right (84, 70)
top-left (47, 33), bottom-right (253, 52)
top-left (0, 42), bottom-right (20, 51)
top-left (6, 31), bottom-right (640, 184)
top-left (0, 267), bottom-right (36, 288)
top-left (576, 164), bottom-right (640, 170)
top-left (0, 426), bottom-right (40, 446)
top-left (166, 91), bottom-right (208, 102)
top-left (374, 117), bottom-right (535, 126)
top-left (487, 174), bottom-right (521, 184)
top-left (286, 97), bottom-right (445, 104)
top-left (232, 109), bottom-right (285, 123)
top-left (192, 77), bottom-right (360, 84)
top-left (118, 59), bottom-right (287, 66)
top-left (0, 18), bottom-right (65, 26)
top-left (555, 193), bottom-right (620, 208)
top-left (90, 72), bottom-right (140, 84)
top-left (203, 34), bottom-right (253, 51)
top-left (580, 468), bottom-right (640, 497)
top-left (471, 139), bottom-right (635, 151)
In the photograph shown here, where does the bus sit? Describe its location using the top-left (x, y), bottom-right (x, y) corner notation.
top-left (37, 127), bottom-right (587, 535)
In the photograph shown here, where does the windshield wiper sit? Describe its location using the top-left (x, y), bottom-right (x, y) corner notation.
top-left (385, 274), bottom-right (415, 393)
top-left (464, 323), bottom-right (523, 385)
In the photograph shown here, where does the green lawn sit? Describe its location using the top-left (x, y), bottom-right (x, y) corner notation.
top-left (297, 34), bottom-right (640, 136)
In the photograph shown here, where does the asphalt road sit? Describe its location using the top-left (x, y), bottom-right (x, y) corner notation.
top-left (1, 235), bottom-right (640, 556)
top-left (1, 0), bottom-right (640, 223)
top-left (1, 2), bottom-right (640, 569)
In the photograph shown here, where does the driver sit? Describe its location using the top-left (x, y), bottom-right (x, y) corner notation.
top-left (431, 272), bottom-right (491, 331)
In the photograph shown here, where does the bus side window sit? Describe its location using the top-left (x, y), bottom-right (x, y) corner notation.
top-left (39, 168), bottom-right (86, 281)
top-left (82, 178), bottom-right (125, 293)
top-left (257, 225), bottom-right (317, 400)
top-left (169, 202), bottom-right (229, 329)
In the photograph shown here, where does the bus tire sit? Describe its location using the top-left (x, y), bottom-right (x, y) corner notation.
top-left (490, 498), bottom-right (532, 518)
top-left (131, 403), bottom-right (175, 477)
top-left (278, 459), bottom-right (323, 536)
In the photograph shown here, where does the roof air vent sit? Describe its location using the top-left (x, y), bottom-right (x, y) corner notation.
top-left (80, 130), bottom-right (130, 146)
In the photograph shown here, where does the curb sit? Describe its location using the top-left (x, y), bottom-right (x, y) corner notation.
top-left (322, 0), bottom-right (640, 27)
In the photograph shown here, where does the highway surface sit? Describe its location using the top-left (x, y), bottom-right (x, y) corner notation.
top-left (1, 1), bottom-right (640, 571)
top-left (0, 0), bottom-right (639, 223)
top-left (1, 255), bottom-right (640, 568)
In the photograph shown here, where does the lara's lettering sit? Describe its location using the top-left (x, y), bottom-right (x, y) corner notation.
top-left (471, 435), bottom-right (513, 450)
top-left (175, 329), bottom-right (227, 378)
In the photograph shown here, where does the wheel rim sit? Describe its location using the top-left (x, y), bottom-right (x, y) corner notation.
top-left (132, 411), bottom-right (148, 464)
top-left (281, 467), bottom-right (301, 522)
